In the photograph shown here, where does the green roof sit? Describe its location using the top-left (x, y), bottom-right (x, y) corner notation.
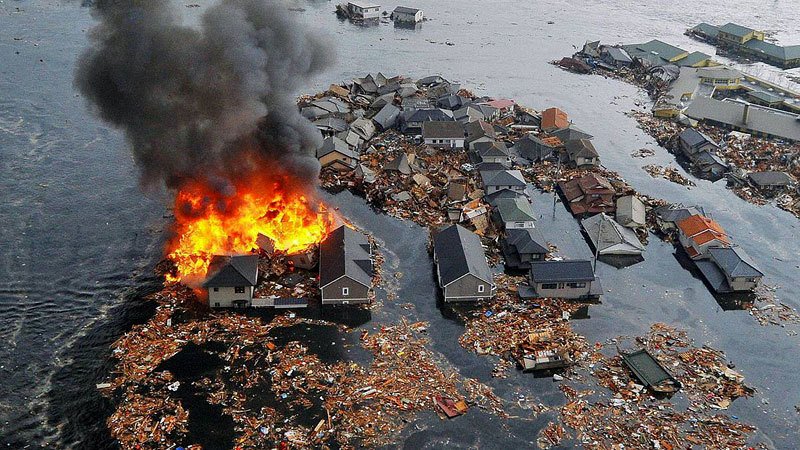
top-left (743, 39), bottom-right (800, 61)
top-left (677, 51), bottom-right (713, 67)
top-left (634, 39), bottom-right (687, 61)
top-left (747, 90), bottom-right (784, 105)
top-left (495, 197), bottom-right (536, 222)
top-left (719, 22), bottom-right (755, 38)
top-left (690, 23), bottom-right (719, 38)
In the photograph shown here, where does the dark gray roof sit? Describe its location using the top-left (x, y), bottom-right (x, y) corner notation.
top-left (530, 260), bottom-right (594, 283)
top-left (655, 205), bottom-right (705, 223)
top-left (406, 108), bottom-right (453, 123)
top-left (313, 117), bottom-right (348, 132)
top-left (203, 255), bottom-right (259, 288)
top-left (565, 138), bottom-right (599, 158)
top-left (473, 141), bottom-right (509, 157)
top-left (423, 121), bottom-right (464, 139)
top-left (551, 126), bottom-right (593, 142)
top-left (480, 169), bottom-right (526, 187)
top-left (319, 226), bottom-right (372, 288)
top-left (437, 94), bottom-right (464, 110)
top-left (317, 136), bottom-right (358, 159)
top-left (691, 23), bottom-right (720, 38)
top-left (384, 153), bottom-right (412, 174)
top-left (475, 162), bottom-right (509, 172)
top-left (393, 6), bottom-right (420, 14)
top-left (748, 171), bottom-right (794, 186)
top-left (684, 98), bottom-right (800, 143)
top-left (709, 246), bottom-right (763, 278)
top-left (621, 349), bottom-right (678, 390)
top-left (506, 228), bottom-right (548, 255)
top-left (695, 259), bottom-right (732, 293)
top-left (679, 128), bottom-right (718, 149)
top-left (373, 103), bottom-right (401, 130)
top-left (484, 188), bottom-right (525, 206)
top-left (603, 47), bottom-right (632, 63)
top-left (433, 224), bottom-right (492, 285)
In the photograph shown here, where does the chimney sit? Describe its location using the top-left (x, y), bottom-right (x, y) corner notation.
top-left (742, 103), bottom-right (750, 125)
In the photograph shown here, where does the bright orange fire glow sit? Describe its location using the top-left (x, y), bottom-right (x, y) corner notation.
top-left (165, 168), bottom-right (332, 285)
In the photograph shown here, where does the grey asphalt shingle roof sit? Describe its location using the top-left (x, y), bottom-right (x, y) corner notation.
top-left (679, 128), bottom-right (718, 149)
top-left (433, 224), bottom-right (492, 286)
top-left (423, 121), bottom-right (464, 139)
top-left (506, 228), bottom-right (548, 255)
top-left (655, 205), bottom-right (705, 223)
top-left (530, 260), bottom-right (595, 283)
top-left (203, 255), bottom-right (259, 288)
top-left (565, 138), bottom-right (599, 158)
top-left (551, 126), bottom-right (593, 142)
top-left (373, 103), bottom-right (401, 130)
top-left (480, 169), bottom-right (526, 187)
top-left (748, 171), bottom-right (794, 186)
top-left (319, 226), bottom-right (372, 288)
top-left (495, 197), bottom-right (535, 222)
top-left (709, 246), bottom-right (763, 278)
top-left (473, 141), bottom-right (509, 157)
top-left (317, 137), bottom-right (358, 159)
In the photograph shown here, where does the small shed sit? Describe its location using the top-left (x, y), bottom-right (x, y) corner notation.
top-left (616, 195), bottom-right (646, 228)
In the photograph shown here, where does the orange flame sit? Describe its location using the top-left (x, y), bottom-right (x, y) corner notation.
top-left (165, 169), bottom-right (332, 285)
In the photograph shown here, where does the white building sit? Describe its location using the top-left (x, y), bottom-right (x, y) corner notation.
top-left (347, 1), bottom-right (381, 19)
top-left (203, 255), bottom-right (259, 308)
top-left (392, 6), bottom-right (423, 23)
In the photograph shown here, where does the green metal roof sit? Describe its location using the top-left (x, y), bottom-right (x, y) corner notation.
top-left (634, 39), bottom-right (687, 61)
top-left (495, 197), bottom-right (535, 222)
top-left (690, 23), bottom-right (720, 38)
top-left (719, 23), bottom-right (755, 38)
top-left (677, 51), bottom-right (713, 67)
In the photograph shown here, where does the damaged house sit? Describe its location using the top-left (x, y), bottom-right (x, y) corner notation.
top-left (513, 134), bottom-right (562, 163)
top-left (528, 260), bottom-right (601, 300)
top-left (677, 128), bottom-right (728, 179)
top-left (319, 225), bottom-right (373, 305)
top-left (581, 213), bottom-right (645, 256)
top-left (480, 169), bottom-right (527, 195)
top-left (676, 214), bottom-right (730, 259)
top-left (492, 197), bottom-right (536, 230)
top-left (432, 224), bottom-right (495, 302)
top-left (695, 246), bottom-right (764, 293)
top-left (317, 136), bottom-right (359, 170)
top-left (564, 138), bottom-right (600, 168)
top-left (501, 228), bottom-right (548, 270)
top-left (422, 121), bottom-right (465, 149)
top-left (558, 173), bottom-right (616, 215)
top-left (204, 255), bottom-right (259, 309)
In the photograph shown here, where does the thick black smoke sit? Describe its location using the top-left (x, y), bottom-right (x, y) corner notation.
top-left (76, 0), bottom-right (332, 190)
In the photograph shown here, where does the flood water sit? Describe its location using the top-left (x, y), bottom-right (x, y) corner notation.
top-left (1, 0), bottom-right (799, 448)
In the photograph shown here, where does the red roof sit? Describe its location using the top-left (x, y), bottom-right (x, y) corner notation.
top-left (541, 107), bottom-right (569, 131)
top-left (676, 214), bottom-right (730, 246)
top-left (480, 99), bottom-right (516, 110)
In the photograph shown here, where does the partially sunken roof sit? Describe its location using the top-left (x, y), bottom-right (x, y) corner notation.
top-left (394, 6), bottom-right (420, 14)
top-left (319, 226), bottom-right (372, 288)
top-left (709, 246), bottom-right (763, 278)
top-left (684, 97), bottom-right (800, 143)
top-left (581, 213), bottom-right (645, 255)
top-left (655, 205), bottom-right (705, 223)
top-left (203, 255), bottom-right (259, 288)
top-left (530, 260), bottom-right (595, 283)
top-left (433, 224), bottom-right (492, 285)
top-left (748, 171), bottom-right (794, 186)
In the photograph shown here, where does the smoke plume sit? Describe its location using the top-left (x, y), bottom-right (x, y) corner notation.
top-left (76, 0), bottom-right (332, 190)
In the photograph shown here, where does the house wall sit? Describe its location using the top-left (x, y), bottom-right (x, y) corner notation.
top-left (483, 155), bottom-right (510, 164)
top-left (575, 156), bottom-right (598, 167)
top-left (321, 277), bottom-right (370, 304)
top-left (504, 220), bottom-right (535, 230)
top-left (425, 137), bottom-right (465, 149)
top-left (485, 185), bottom-right (525, 194)
top-left (532, 281), bottom-right (591, 299)
top-left (727, 275), bottom-right (761, 291)
top-left (443, 274), bottom-right (494, 302)
top-left (208, 286), bottom-right (253, 308)
top-left (349, 4), bottom-right (380, 19)
top-left (394, 11), bottom-right (423, 22)
top-left (319, 152), bottom-right (356, 169)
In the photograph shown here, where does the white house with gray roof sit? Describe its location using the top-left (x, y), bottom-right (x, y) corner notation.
top-left (528, 260), bottom-right (601, 299)
top-left (695, 246), bottom-right (763, 293)
top-left (433, 224), bottom-right (495, 302)
top-left (319, 226), bottom-right (373, 304)
top-left (480, 169), bottom-right (527, 194)
top-left (204, 255), bottom-right (259, 308)
top-left (493, 197), bottom-right (536, 230)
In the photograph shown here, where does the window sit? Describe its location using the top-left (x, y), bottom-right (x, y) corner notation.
top-left (213, 287), bottom-right (219, 292)
top-left (342, 287), bottom-right (349, 296)
top-left (214, 303), bottom-right (220, 307)
top-left (567, 282), bottom-right (586, 288)
top-left (477, 284), bottom-right (485, 293)
top-left (541, 283), bottom-right (558, 290)
top-left (515, 222), bottom-right (525, 227)
top-left (235, 286), bottom-right (245, 294)
top-left (558, 283), bottom-right (565, 289)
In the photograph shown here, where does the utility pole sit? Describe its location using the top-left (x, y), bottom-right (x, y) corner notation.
top-left (593, 213), bottom-right (604, 272)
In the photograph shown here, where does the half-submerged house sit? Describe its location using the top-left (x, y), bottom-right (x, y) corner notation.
top-left (204, 255), bottom-right (259, 308)
top-left (528, 260), bottom-right (601, 300)
top-left (433, 224), bottom-right (495, 302)
top-left (319, 226), bottom-right (373, 305)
